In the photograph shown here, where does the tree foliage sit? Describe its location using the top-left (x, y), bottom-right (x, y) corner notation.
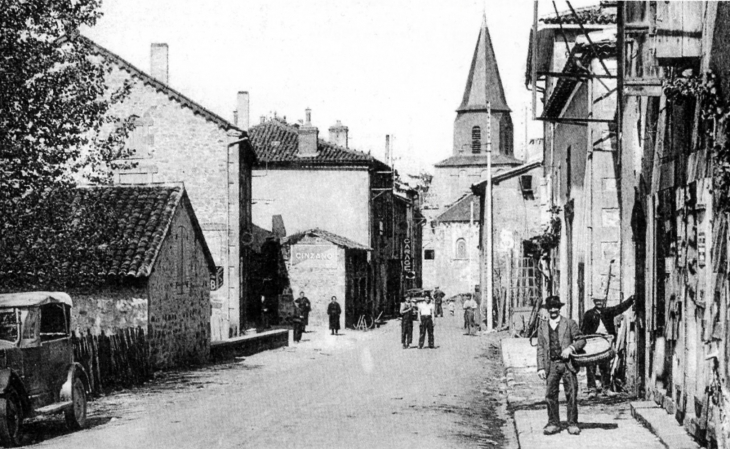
top-left (1, 0), bottom-right (135, 289)
top-left (0, 0), bottom-right (133, 206)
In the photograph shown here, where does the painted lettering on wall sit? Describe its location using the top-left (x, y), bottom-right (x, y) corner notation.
top-left (403, 238), bottom-right (412, 272)
top-left (292, 245), bottom-right (337, 266)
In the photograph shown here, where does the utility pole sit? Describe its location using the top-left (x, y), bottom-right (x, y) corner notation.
top-left (486, 102), bottom-right (494, 331)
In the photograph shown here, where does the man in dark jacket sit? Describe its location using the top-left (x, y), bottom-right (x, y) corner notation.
top-left (537, 296), bottom-right (586, 436)
top-left (433, 287), bottom-right (445, 317)
top-left (295, 292), bottom-right (312, 333)
top-left (581, 295), bottom-right (635, 398)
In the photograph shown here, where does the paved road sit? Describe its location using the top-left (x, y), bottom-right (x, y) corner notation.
top-left (25, 313), bottom-right (513, 448)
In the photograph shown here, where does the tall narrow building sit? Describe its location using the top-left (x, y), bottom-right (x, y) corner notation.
top-left (423, 15), bottom-right (523, 296)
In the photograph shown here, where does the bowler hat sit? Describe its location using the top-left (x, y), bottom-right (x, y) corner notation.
top-left (544, 296), bottom-right (565, 309)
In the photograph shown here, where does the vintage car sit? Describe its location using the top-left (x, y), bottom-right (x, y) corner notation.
top-left (0, 292), bottom-right (89, 447)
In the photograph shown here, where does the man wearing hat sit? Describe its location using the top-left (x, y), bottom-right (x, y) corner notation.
top-left (581, 295), bottom-right (635, 398)
top-left (536, 296), bottom-right (586, 436)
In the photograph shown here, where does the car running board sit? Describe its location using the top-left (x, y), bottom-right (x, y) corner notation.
top-left (34, 401), bottom-right (72, 415)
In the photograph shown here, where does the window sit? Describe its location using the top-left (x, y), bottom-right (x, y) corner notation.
top-left (424, 249), bottom-right (435, 260)
top-left (40, 304), bottom-right (68, 340)
top-left (455, 239), bottom-right (467, 259)
top-left (471, 126), bottom-right (481, 154)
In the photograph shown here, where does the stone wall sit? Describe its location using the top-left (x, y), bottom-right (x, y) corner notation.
top-left (286, 236), bottom-right (347, 328)
top-left (147, 204), bottom-right (212, 369)
top-left (72, 286), bottom-right (149, 334)
top-left (104, 61), bottom-right (243, 337)
top-left (424, 222), bottom-right (480, 296)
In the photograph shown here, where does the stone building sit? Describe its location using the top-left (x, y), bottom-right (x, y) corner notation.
top-left (82, 37), bottom-right (257, 339)
top-left (248, 112), bottom-right (421, 322)
top-left (612, 3), bottom-right (730, 445)
top-left (282, 229), bottom-right (370, 329)
top-left (3, 184), bottom-right (216, 369)
top-left (424, 194), bottom-right (480, 299)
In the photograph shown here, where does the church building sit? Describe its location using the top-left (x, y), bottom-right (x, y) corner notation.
top-left (423, 16), bottom-right (528, 298)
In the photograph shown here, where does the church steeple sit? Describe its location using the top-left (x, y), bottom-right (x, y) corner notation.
top-left (458, 14), bottom-right (510, 113)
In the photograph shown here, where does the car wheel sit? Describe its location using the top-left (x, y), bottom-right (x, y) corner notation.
top-left (64, 378), bottom-right (87, 430)
top-left (0, 386), bottom-right (23, 447)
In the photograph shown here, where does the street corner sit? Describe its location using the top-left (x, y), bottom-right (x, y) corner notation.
top-left (514, 404), bottom-right (666, 449)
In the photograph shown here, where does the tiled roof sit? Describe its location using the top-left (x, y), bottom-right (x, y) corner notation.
top-left (434, 153), bottom-right (523, 168)
top-left (78, 35), bottom-right (242, 135)
top-left (248, 120), bottom-right (387, 169)
top-left (540, 4), bottom-right (617, 25)
top-left (283, 228), bottom-right (371, 251)
top-left (70, 185), bottom-right (214, 278)
top-left (435, 194), bottom-right (481, 223)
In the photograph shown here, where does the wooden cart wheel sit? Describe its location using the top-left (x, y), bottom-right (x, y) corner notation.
top-left (64, 378), bottom-right (87, 430)
top-left (0, 386), bottom-right (23, 447)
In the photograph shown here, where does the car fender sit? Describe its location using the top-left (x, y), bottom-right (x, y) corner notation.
top-left (60, 363), bottom-right (91, 403)
top-left (0, 369), bottom-right (30, 415)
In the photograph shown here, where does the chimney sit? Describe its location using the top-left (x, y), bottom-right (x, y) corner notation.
top-left (236, 91), bottom-right (250, 131)
top-left (385, 135), bottom-right (391, 166)
top-left (328, 120), bottom-right (349, 148)
top-left (297, 108), bottom-right (318, 157)
top-left (150, 43), bottom-right (169, 84)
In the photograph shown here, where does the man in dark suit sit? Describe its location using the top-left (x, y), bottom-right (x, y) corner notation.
top-left (581, 295), bottom-right (635, 398)
top-left (536, 296), bottom-right (586, 436)
top-left (295, 292), bottom-right (312, 333)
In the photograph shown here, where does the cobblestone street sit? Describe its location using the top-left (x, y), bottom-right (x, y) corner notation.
top-left (26, 315), bottom-right (515, 449)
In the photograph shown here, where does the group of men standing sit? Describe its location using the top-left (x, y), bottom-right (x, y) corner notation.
top-left (536, 294), bottom-right (635, 436)
top-left (399, 291), bottom-right (438, 349)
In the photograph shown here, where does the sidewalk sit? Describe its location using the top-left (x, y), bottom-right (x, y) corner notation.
top-left (499, 338), bottom-right (670, 449)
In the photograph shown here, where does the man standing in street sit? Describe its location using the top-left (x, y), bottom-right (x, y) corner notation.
top-left (295, 291), bottom-right (312, 333)
top-left (400, 295), bottom-right (415, 348)
top-left (433, 287), bottom-right (445, 317)
top-left (463, 294), bottom-right (478, 335)
top-left (536, 296), bottom-right (586, 436)
top-left (581, 295), bottom-right (635, 398)
top-left (417, 295), bottom-right (436, 349)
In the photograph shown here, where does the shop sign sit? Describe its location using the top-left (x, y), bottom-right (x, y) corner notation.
top-left (403, 238), bottom-right (413, 273)
top-left (210, 266), bottom-right (224, 291)
top-left (292, 245), bottom-right (337, 266)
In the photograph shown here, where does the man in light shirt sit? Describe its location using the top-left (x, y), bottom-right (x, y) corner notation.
top-left (417, 295), bottom-right (436, 349)
top-left (536, 296), bottom-right (586, 436)
top-left (463, 295), bottom-right (478, 335)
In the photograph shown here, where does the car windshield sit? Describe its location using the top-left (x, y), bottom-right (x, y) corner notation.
top-left (0, 309), bottom-right (20, 343)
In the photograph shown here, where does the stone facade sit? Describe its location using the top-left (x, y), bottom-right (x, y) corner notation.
top-left (423, 220), bottom-right (480, 296)
top-left (73, 287), bottom-right (149, 334)
top-left (91, 39), bottom-right (252, 338)
top-left (146, 202), bottom-right (212, 368)
top-left (284, 232), bottom-right (369, 329)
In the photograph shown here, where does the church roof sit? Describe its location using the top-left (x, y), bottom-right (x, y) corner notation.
top-left (457, 15), bottom-right (510, 113)
top-left (435, 194), bottom-right (480, 223)
top-left (434, 153), bottom-right (523, 168)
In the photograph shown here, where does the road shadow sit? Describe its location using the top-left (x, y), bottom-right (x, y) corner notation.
top-left (23, 415), bottom-right (113, 446)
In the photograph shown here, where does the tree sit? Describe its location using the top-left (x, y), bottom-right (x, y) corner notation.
top-left (0, 0), bottom-right (133, 207)
top-left (0, 0), bottom-right (135, 289)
